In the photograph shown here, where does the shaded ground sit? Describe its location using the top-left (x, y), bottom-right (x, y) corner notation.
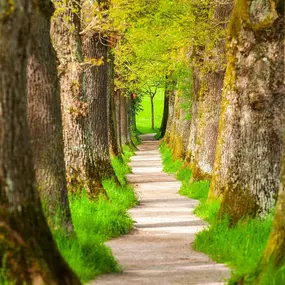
top-left (92, 134), bottom-right (229, 284)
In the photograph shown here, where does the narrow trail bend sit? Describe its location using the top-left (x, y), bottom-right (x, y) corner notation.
top-left (93, 134), bottom-right (229, 285)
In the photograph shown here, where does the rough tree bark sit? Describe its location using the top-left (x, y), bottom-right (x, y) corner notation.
top-left (168, 93), bottom-right (180, 150)
top-left (81, 0), bottom-right (118, 193)
top-left (120, 92), bottom-right (128, 145)
top-left (51, 1), bottom-right (89, 190)
top-left (0, 0), bottom-right (81, 283)
top-left (172, 94), bottom-right (191, 160)
top-left (184, 69), bottom-right (200, 165)
top-left (213, 0), bottom-right (284, 223)
top-left (255, 139), bottom-right (285, 283)
top-left (115, 90), bottom-right (123, 152)
top-left (108, 49), bottom-right (123, 158)
top-left (27, 0), bottom-right (72, 230)
top-left (191, 0), bottom-right (233, 182)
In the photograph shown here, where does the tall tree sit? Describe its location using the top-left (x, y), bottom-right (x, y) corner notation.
top-left (51, 0), bottom-right (106, 196)
top-left (0, 0), bottom-right (81, 283)
top-left (211, 0), bottom-right (284, 223)
top-left (108, 49), bottom-right (123, 158)
top-left (81, 0), bottom-right (118, 194)
top-left (27, 0), bottom-right (72, 230)
top-left (191, 0), bottom-right (233, 182)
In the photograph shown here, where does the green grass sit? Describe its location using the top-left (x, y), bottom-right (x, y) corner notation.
top-left (160, 144), bottom-right (183, 174)
top-left (54, 147), bottom-right (138, 282)
top-left (136, 88), bottom-right (164, 134)
top-left (160, 144), bottom-right (276, 284)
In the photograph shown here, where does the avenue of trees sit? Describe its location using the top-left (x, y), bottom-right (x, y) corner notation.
top-left (163, 0), bottom-right (285, 283)
top-left (0, 0), bottom-right (284, 284)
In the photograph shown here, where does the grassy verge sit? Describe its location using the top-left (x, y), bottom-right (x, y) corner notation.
top-left (160, 143), bottom-right (274, 284)
top-left (54, 145), bottom-right (138, 283)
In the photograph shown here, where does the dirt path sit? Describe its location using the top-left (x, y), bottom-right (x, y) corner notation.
top-left (92, 134), bottom-right (229, 285)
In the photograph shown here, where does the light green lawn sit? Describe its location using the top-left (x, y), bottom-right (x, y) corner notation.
top-left (136, 88), bottom-right (165, 134)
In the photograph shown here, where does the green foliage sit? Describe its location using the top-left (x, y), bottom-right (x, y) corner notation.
top-left (113, 0), bottom-right (207, 99)
top-left (54, 152), bottom-right (137, 282)
top-left (160, 143), bottom-right (183, 174)
top-left (0, 256), bottom-right (15, 285)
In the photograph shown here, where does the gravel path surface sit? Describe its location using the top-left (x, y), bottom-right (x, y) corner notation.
top-left (92, 134), bottom-right (229, 285)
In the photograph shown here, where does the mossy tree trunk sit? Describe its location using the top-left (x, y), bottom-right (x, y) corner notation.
top-left (164, 88), bottom-right (176, 144)
top-left (191, 0), bottom-right (233, 182)
top-left (168, 93), bottom-right (180, 151)
top-left (27, 0), bottom-right (72, 230)
top-left (255, 148), bottom-right (285, 283)
top-left (213, 0), bottom-right (284, 223)
top-left (0, 0), bottom-right (81, 283)
top-left (184, 69), bottom-right (200, 165)
top-left (160, 89), bottom-right (169, 138)
top-left (172, 94), bottom-right (191, 160)
top-left (51, 0), bottom-right (97, 193)
top-left (115, 90), bottom-right (123, 152)
top-left (108, 49), bottom-right (123, 158)
top-left (120, 92), bottom-right (128, 145)
top-left (81, 0), bottom-right (118, 195)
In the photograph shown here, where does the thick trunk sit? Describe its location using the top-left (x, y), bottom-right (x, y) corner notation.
top-left (191, 1), bottom-right (233, 182)
top-left (81, 1), bottom-right (118, 193)
top-left (160, 89), bottom-right (169, 138)
top-left (0, 1), bottom-right (81, 283)
top-left (51, 1), bottom-right (95, 192)
top-left (27, 0), bottom-right (72, 230)
top-left (257, 145), bottom-right (285, 277)
top-left (215, 0), bottom-right (284, 223)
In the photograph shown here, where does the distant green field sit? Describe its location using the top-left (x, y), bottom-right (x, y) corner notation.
top-left (136, 88), bottom-right (165, 134)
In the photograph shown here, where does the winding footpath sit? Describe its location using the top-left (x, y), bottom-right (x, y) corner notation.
top-left (93, 134), bottom-right (229, 285)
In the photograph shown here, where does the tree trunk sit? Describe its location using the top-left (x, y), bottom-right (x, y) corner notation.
top-left (150, 96), bottom-right (155, 130)
top-left (172, 95), bottom-right (191, 160)
top-left (51, 0), bottom-right (92, 192)
top-left (27, 0), bottom-right (72, 230)
top-left (184, 69), bottom-right (200, 165)
top-left (0, 1), bottom-right (81, 283)
top-left (120, 92), bottom-right (128, 145)
top-left (160, 89), bottom-right (169, 138)
top-left (115, 90), bottom-right (123, 152)
top-left (164, 88), bottom-right (176, 144)
top-left (108, 49), bottom-right (123, 158)
top-left (191, 0), bottom-right (233, 182)
top-left (81, 0), bottom-right (118, 193)
top-left (215, 0), bottom-right (284, 223)
top-left (126, 94), bottom-right (136, 147)
top-left (256, 145), bottom-right (285, 282)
